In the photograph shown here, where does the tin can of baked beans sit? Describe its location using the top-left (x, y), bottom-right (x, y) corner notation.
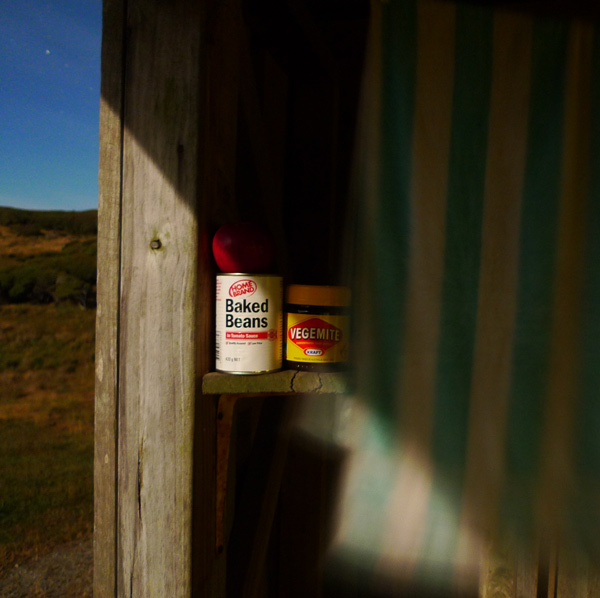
top-left (215, 274), bottom-right (283, 374)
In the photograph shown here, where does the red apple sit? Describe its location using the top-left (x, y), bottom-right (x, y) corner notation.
top-left (212, 222), bottom-right (276, 273)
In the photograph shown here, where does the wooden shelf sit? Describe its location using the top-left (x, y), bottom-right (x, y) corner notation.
top-left (202, 369), bottom-right (351, 396)
top-left (204, 369), bottom-right (351, 553)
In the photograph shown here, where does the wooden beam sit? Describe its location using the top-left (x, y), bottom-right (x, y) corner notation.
top-left (192, 1), bottom-right (245, 593)
top-left (226, 397), bottom-right (296, 598)
top-left (237, 32), bottom-right (290, 276)
top-left (202, 370), bottom-right (351, 395)
top-left (95, 0), bottom-right (126, 595)
top-left (118, 0), bottom-right (202, 593)
top-left (554, 547), bottom-right (600, 598)
top-left (202, 0), bottom-right (243, 227)
top-left (96, 0), bottom-right (216, 596)
top-left (285, 0), bottom-right (340, 79)
top-left (479, 538), bottom-right (538, 598)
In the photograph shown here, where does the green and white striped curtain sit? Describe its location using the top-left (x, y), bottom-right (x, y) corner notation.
top-left (331, 0), bottom-right (600, 593)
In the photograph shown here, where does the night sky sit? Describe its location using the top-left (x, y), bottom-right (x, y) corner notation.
top-left (0, 0), bottom-right (102, 211)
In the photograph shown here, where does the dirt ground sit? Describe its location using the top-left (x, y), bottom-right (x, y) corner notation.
top-left (0, 537), bottom-right (92, 598)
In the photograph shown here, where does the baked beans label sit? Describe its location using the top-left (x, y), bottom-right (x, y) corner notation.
top-left (286, 314), bottom-right (349, 363)
top-left (216, 275), bottom-right (282, 373)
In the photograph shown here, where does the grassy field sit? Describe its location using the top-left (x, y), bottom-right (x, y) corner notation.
top-left (0, 303), bottom-right (95, 575)
top-left (0, 207), bottom-right (96, 579)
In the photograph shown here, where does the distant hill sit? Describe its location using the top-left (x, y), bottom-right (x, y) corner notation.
top-left (0, 207), bottom-right (97, 307)
top-left (0, 206), bottom-right (98, 237)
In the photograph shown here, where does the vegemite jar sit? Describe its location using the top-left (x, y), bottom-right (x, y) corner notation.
top-left (285, 285), bottom-right (351, 372)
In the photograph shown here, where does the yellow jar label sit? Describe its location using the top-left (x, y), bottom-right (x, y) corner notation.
top-left (285, 313), bottom-right (349, 363)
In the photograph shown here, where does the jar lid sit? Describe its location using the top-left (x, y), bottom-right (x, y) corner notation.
top-left (287, 284), bottom-right (351, 307)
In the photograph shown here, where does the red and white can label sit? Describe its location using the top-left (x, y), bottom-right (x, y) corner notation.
top-left (215, 274), bottom-right (282, 373)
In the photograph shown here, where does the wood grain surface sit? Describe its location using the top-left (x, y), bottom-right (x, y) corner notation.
top-left (95, 0), bottom-right (126, 595)
top-left (96, 0), bottom-right (210, 595)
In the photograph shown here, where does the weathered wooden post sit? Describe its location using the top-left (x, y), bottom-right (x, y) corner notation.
top-left (95, 0), bottom-right (219, 595)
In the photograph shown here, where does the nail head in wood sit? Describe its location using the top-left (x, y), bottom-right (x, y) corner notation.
top-left (150, 239), bottom-right (162, 250)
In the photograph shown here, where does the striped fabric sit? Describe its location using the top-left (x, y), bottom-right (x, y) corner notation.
top-left (329, 0), bottom-right (600, 593)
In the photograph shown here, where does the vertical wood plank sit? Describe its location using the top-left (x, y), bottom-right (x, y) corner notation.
top-left (238, 37), bottom-right (289, 275)
top-left (192, 1), bottom-right (244, 595)
top-left (114, 0), bottom-right (206, 596)
top-left (227, 397), bottom-right (296, 598)
top-left (97, 0), bottom-right (223, 595)
top-left (587, 565), bottom-right (600, 597)
top-left (480, 541), bottom-right (516, 598)
top-left (515, 550), bottom-right (538, 598)
top-left (203, 0), bottom-right (243, 227)
top-left (95, 0), bottom-right (126, 596)
top-left (480, 538), bottom-right (538, 598)
top-left (554, 549), bottom-right (600, 598)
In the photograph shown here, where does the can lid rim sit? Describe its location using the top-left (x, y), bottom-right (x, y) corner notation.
top-left (217, 273), bottom-right (282, 277)
top-left (287, 284), bottom-right (351, 306)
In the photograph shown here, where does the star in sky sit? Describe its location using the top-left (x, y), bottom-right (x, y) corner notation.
top-left (0, 0), bottom-right (102, 211)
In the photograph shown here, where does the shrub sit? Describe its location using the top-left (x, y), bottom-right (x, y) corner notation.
top-left (0, 208), bottom-right (98, 306)
top-left (0, 250), bottom-right (97, 306)
top-left (11, 224), bottom-right (43, 237)
top-left (0, 207), bottom-right (98, 236)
